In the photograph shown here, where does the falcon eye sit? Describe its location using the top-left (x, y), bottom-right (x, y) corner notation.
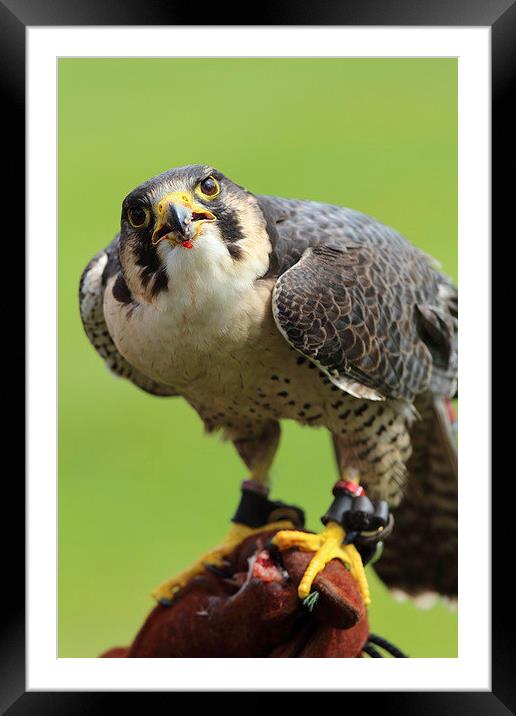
top-left (127, 206), bottom-right (149, 228)
top-left (197, 176), bottom-right (220, 199)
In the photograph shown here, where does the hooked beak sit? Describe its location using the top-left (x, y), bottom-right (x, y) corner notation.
top-left (152, 191), bottom-right (216, 248)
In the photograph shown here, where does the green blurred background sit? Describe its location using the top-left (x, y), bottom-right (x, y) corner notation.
top-left (58, 58), bottom-right (457, 657)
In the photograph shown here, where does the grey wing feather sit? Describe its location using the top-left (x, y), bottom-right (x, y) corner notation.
top-left (259, 195), bottom-right (458, 401)
top-left (79, 235), bottom-right (177, 397)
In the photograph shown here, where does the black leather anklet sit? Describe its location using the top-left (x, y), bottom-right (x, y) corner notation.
top-left (321, 480), bottom-right (393, 564)
top-left (231, 480), bottom-right (305, 529)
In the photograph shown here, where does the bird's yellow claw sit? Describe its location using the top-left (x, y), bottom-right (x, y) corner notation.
top-left (152, 519), bottom-right (294, 604)
top-left (272, 521), bottom-right (371, 607)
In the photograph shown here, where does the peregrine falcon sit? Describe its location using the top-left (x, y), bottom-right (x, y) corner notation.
top-left (80, 165), bottom-right (458, 608)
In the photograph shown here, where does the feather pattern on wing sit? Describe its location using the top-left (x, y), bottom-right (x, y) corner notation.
top-left (258, 195), bottom-right (458, 401)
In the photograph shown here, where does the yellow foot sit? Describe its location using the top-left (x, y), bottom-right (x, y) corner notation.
top-left (272, 521), bottom-right (371, 607)
top-left (152, 520), bottom-right (294, 605)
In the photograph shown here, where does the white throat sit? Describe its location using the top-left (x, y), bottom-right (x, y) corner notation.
top-left (151, 224), bottom-right (271, 341)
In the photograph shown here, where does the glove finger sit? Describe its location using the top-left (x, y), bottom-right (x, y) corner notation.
top-left (280, 549), bottom-right (365, 629)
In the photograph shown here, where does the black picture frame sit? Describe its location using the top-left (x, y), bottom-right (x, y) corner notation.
top-left (2, 0), bottom-right (509, 711)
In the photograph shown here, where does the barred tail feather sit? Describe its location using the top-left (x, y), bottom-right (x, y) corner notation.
top-left (374, 393), bottom-right (457, 602)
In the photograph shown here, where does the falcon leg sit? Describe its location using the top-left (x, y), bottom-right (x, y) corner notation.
top-left (152, 421), bottom-right (305, 605)
top-left (273, 472), bottom-right (392, 608)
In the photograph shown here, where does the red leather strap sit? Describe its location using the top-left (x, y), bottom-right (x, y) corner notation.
top-left (333, 480), bottom-right (365, 497)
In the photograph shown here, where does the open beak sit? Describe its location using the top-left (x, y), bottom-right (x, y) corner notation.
top-left (152, 191), bottom-right (216, 249)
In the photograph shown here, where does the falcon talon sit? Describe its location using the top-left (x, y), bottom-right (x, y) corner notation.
top-left (272, 521), bottom-right (371, 606)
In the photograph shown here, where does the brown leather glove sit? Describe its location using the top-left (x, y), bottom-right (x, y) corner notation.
top-left (101, 529), bottom-right (369, 658)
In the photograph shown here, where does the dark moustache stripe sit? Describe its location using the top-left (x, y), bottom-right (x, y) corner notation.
top-left (133, 236), bottom-right (161, 289)
top-left (216, 205), bottom-right (245, 247)
top-left (112, 272), bottom-right (134, 305)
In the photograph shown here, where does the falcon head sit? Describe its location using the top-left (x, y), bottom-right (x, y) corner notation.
top-left (118, 165), bottom-right (271, 304)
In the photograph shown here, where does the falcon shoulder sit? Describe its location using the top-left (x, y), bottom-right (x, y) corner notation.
top-left (258, 195), bottom-right (458, 402)
top-left (79, 235), bottom-right (177, 397)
